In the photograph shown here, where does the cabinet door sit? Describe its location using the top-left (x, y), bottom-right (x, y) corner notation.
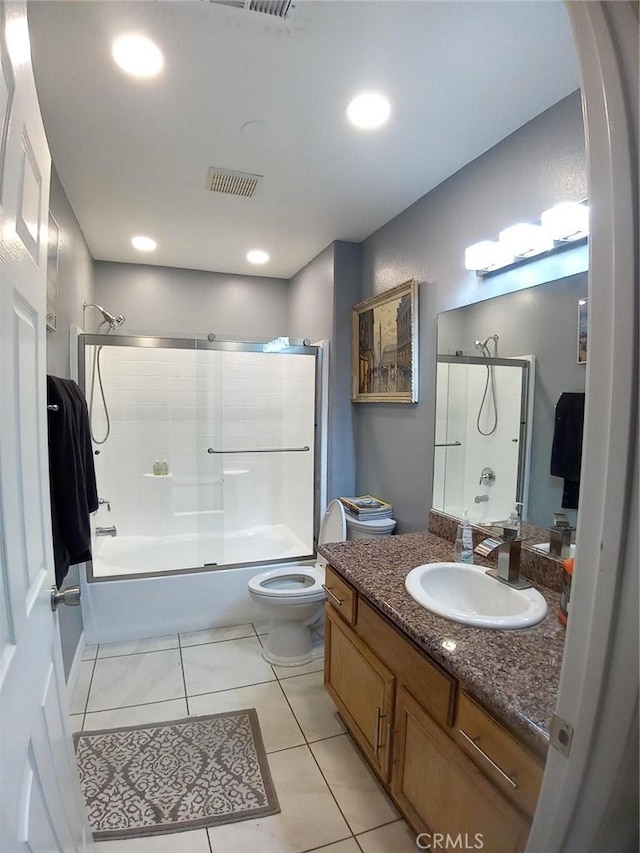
top-left (325, 605), bottom-right (395, 781)
top-left (392, 686), bottom-right (530, 853)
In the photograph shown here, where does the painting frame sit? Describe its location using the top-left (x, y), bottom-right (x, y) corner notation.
top-left (351, 279), bottom-right (419, 403)
top-left (577, 297), bottom-right (588, 364)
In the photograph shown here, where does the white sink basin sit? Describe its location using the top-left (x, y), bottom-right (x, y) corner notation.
top-left (532, 542), bottom-right (576, 558)
top-left (404, 562), bottom-right (547, 630)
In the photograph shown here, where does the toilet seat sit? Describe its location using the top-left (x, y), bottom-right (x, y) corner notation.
top-left (248, 566), bottom-right (325, 600)
top-left (247, 500), bottom-right (346, 601)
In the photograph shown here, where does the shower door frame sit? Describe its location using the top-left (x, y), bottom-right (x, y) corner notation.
top-left (434, 354), bottom-right (531, 517)
top-left (78, 333), bottom-right (322, 582)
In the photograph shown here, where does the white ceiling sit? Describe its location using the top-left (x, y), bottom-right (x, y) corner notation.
top-left (28, 1), bottom-right (579, 280)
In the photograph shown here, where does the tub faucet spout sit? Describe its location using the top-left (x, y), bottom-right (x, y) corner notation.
top-left (96, 525), bottom-right (117, 537)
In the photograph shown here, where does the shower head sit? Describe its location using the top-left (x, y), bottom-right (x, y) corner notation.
top-left (474, 334), bottom-right (499, 351)
top-left (83, 302), bottom-right (126, 330)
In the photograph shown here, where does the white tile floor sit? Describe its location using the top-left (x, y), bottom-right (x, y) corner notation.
top-left (72, 622), bottom-right (421, 852)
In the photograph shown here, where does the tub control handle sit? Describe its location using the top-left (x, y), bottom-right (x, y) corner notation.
top-left (322, 585), bottom-right (343, 606)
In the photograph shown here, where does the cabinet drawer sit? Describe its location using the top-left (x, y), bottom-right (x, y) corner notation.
top-left (323, 565), bottom-right (357, 626)
top-left (454, 692), bottom-right (544, 817)
top-left (357, 599), bottom-right (455, 728)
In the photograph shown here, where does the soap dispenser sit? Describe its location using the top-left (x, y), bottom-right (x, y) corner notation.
top-left (454, 508), bottom-right (474, 564)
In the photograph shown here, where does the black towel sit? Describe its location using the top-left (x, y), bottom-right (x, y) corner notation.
top-left (550, 392), bottom-right (585, 510)
top-left (47, 376), bottom-right (98, 587)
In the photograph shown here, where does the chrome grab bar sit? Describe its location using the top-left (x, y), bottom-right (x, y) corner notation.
top-left (207, 446), bottom-right (310, 454)
top-left (434, 441), bottom-right (462, 447)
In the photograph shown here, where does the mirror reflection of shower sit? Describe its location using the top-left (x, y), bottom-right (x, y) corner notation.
top-left (83, 302), bottom-right (126, 444)
top-left (474, 334), bottom-right (499, 436)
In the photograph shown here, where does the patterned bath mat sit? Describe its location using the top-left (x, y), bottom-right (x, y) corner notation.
top-left (74, 709), bottom-right (280, 840)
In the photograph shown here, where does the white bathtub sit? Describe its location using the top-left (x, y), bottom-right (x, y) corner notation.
top-left (82, 524), bottom-right (314, 644)
top-left (92, 524), bottom-right (311, 578)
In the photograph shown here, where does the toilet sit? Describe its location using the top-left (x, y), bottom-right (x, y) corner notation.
top-left (248, 499), bottom-right (396, 666)
top-left (345, 514), bottom-right (396, 539)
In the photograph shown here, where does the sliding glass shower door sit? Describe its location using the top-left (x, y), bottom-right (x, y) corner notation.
top-left (81, 335), bottom-right (318, 579)
top-left (195, 343), bottom-right (316, 568)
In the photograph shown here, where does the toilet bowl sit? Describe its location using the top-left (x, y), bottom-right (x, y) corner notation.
top-left (248, 499), bottom-right (346, 666)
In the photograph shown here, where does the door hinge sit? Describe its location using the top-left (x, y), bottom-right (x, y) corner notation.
top-left (550, 713), bottom-right (574, 756)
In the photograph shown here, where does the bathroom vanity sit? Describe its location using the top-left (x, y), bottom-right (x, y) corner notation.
top-left (319, 530), bottom-right (565, 852)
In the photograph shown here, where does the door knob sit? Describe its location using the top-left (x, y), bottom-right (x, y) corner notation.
top-left (50, 585), bottom-right (81, 612)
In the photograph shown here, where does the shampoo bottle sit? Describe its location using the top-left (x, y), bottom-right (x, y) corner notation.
top-left (454, 508), bottom-right (474, 564)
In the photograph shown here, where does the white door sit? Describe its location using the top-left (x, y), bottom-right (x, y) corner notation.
top-left (0, 2), bottom-right (90, 851)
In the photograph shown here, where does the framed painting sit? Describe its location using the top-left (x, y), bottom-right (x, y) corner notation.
top-left (577, 297), bottom-right (587, 364)
top-left (352, 279), bottom-right (418, 403)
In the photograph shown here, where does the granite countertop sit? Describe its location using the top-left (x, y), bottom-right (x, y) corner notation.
top-left (319, 531), bottom-right (566, 758)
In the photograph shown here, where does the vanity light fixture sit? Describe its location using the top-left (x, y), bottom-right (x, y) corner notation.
top-left (465, 200), bottom-right (589, 275)
top-left (112, 34), bottom-right (164, 78)
top-left (464, 241), bottom-right (513, 273)
top-left (346, 92), bottom-right (391, 130)
top-left (498, 223), bottom-right (554, 259)
top-left (541, 201), bottom-right (589, 241)
top-left (247, 249), bottom-right (270, 264)
top-left (131, 235), bottom-right (157, 252)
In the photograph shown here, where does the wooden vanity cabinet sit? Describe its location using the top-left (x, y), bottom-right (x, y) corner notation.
top-left (324, 604), bottom-right (395, 780)
top-left (323, 566), bottom-right (543, 851)
top-left (392, 686), bottom-right (530, 852)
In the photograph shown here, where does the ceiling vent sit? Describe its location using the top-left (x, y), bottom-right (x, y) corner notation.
top-left (205, 168), bottom-right (262, 198)
top-left (209, 0), bottom-right (293, 19)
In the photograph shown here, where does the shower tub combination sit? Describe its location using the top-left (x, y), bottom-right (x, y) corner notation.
top-left (78, 333), bottom-right (324, 644)
top-left (432, 351), bottom-right (534, 526)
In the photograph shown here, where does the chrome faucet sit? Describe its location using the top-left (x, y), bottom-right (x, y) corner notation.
top-left (548, 512), bottom-right (574, 558)
top-left (474, 494), bottom-right (489, 503)
top-left (96, 525), bottom-right (117, 537)
top-left (474, 528), bottom-right (531, 590)
top-left (97, 497), bottom-right (111, 512)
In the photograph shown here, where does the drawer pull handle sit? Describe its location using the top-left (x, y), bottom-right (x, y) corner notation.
top-left (373, 707), bottom-right (382, 756)
top-left (458, 729), bottom-right (518, 789)
top-left (322, 585), bottom-right (344, 606)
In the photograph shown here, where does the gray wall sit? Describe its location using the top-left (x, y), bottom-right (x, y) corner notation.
top-left (356, 91), bottom-right (586, 532)
top-left (288, 244), bottom-right (335, 344)
top-left (288, 241), bottom-right (359, 500)
top-left (329, 242), bottom-right (360, 499)
top-left (438, 272), bottom-right (588, 527)
top-left (94, 262), bottom-right (289, 339)
top-left (47, 166), bottom-right (95, 679)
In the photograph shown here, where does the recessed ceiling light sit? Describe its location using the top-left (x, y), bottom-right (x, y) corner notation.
top-left (247, 250), bottom-right (269, 264)
top-left (346, 92), bottom-right (391, 130)
top-left (112, 34), bottom-right (163, 78)
top-left (131, 235), bottom-right (157, 252)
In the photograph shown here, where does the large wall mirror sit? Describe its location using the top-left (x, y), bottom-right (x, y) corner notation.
top-left (434, 268), bottom-right (587, 532)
